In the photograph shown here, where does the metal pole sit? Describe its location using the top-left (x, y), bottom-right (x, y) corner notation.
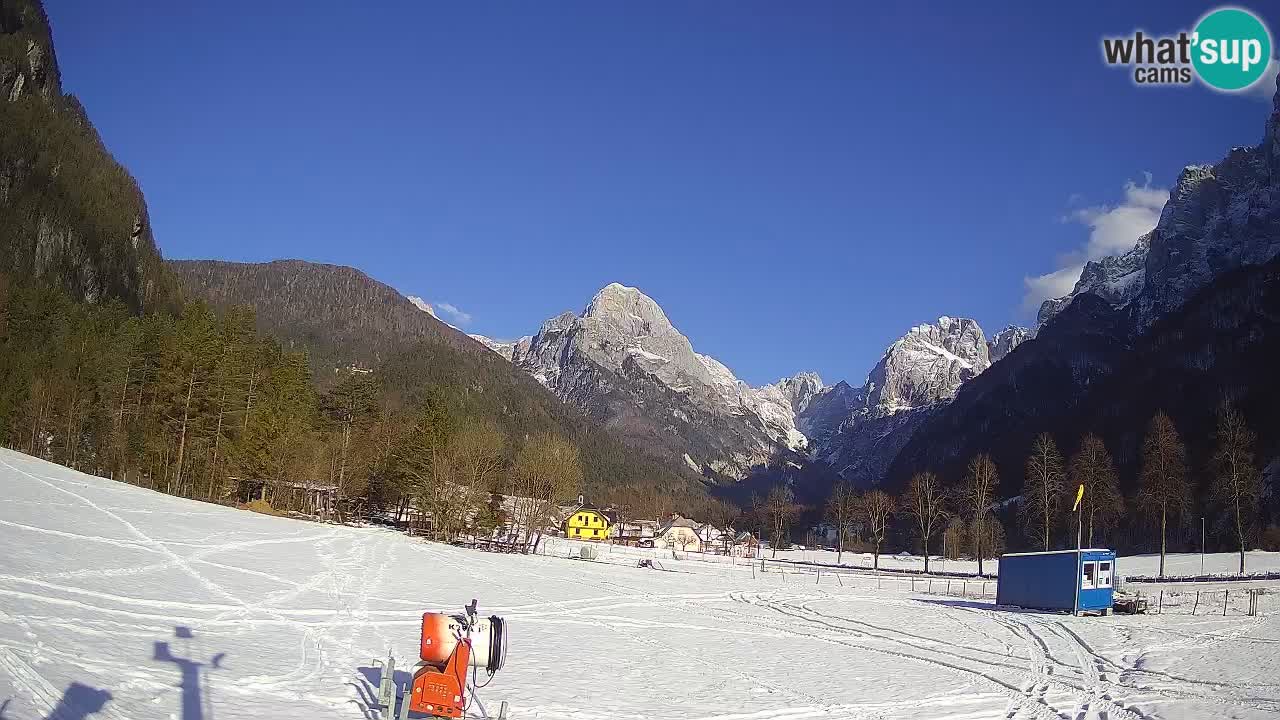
top-left (1074, 505), bottom-right (1082, 616)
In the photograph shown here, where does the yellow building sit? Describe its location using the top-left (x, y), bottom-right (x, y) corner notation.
top-left (565, 507), bottom-right (610, 540)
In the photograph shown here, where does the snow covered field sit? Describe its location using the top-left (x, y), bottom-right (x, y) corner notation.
top-left (2, 448), bottom-right (1279, 720)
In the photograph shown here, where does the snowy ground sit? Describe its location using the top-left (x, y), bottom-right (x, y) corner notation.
top-left (2, 449), bottom-right (1279, 720)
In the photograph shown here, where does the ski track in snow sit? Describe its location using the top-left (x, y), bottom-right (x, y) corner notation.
top-left (2, 449), bottom-right (1280, 720)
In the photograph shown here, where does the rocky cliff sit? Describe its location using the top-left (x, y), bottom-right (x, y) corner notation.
top-left (0, 0), bottom-right (173, 311)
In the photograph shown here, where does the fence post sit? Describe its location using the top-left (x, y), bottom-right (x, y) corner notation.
top-left (816, 568), bottom-right (821, 586)
top-left (1223, 590), bottom-right (1229, 616)
top-left (928, 578), bottom-right (933, 594)
top-left (1193, 591), bottom-right (1200, 615)
top-left (1159, 590), bottom-right (1164, 614)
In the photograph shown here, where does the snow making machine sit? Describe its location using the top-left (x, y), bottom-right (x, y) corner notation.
top-left (372, 600), bottom-right (508, 719)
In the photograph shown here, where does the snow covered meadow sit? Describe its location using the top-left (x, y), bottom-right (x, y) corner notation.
top-left (2, 448), bottom-right (1279, 720)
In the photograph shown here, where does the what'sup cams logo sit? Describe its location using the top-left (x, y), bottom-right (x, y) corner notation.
top-left (1103, 7), bottom-right (1272, 92)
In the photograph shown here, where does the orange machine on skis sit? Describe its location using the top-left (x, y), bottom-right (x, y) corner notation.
top-left (373, 600), bottom-right (508, 719)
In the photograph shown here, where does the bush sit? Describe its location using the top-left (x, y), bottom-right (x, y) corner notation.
top-left (242, 499), bottom-right (284, 517)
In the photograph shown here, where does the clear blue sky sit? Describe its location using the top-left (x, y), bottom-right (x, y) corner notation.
top-left (46, 1), bottom-right (1277, 386)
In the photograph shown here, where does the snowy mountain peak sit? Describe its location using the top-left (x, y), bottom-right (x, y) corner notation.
top-left (772, 372), bottom-right (825, 413)
top-left (1038, 234), bottom-right (1151, 326)
top-left (407, 295), bottom-right (435, 316)
top-left (988, 326), bottom-right (1033, 364)
top-left (866, 317), bottom-right (989, 411)
top-left (469, 334), bottom-right (532, 362)
top-left (489, 283), bottom-right (817, 477)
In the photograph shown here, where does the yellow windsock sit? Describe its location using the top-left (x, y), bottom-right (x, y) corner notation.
top-left (1072, 483), bottom-right (1085, 512)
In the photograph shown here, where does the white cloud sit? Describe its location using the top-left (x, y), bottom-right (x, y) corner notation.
top-left (435, 302), bottom-right (473, 327)
top-left (1022, 264), bottom-right (1084, 312)
top-left (1246, 58), bottom-right (1278, 102)
top-left (1021, 176), bottom-right (1168, 313)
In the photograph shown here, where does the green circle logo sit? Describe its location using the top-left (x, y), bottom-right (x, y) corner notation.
top-left (1192, 7), bottom-right (1272, 91)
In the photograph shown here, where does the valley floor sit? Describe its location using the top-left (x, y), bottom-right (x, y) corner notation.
top-left (1, 448), bottom-right (1278, 720)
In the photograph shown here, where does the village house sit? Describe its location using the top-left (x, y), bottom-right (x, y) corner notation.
top-left (563, 498), bottom-right (611, 541)
top-left (655, 515), bottom-right (702, 552)
top-left (610, 519), bottom-right (658, 545)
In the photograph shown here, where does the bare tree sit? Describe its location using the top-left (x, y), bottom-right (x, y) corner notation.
top-left (510, 433), bottom-right (583, 553)
top-left (825, 481), bottom-right (858, 564)
top-left (449, 418), bottom-right (507, 536)
top-left (1022, 433), bottom-right (1065, 551)
top-left (962, 454), bottom-right (999, 576)
top-left (860, 489), bottom-right (895, 570)
top-left (1138, 411), bottom-right (1190, 578)
top-left (765, 485), bottom-right (798, 558)
top-left (1211, 400), bottom-right (1262, 575)
top-left (904, 471), bottom-right (948, 573)
top-left (1069, 434), bottom-right (1123, 546)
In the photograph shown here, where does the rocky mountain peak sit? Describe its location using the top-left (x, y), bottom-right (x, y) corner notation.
top-left (1038, 233), bottom-right (1152, 326)
top-left (865, 316), bottom-right (989, 411)
top-left (773, 371), bottom-right (824, 413)
top-left (987, 326), bottom-right (1033, 364)
top-left (1, 1), bottom-right (62, 102)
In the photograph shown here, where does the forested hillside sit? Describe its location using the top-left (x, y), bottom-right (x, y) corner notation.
top-left (168, 259), bottom-right (705, 497)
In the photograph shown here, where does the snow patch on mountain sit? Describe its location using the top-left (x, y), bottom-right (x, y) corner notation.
top-left (469, 334), bottom-right (531, 362)
top-left (407, 295), bottom-right (435, 316)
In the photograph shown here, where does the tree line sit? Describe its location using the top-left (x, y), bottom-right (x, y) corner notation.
top-left (752, 406), bottom-right (1267, 578)
top-left (0, 279), bottom-right (598, 549)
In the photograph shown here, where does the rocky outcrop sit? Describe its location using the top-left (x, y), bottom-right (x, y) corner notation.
top-left (1038, 235), bottom-right (1151, 326)
top-left (1, 0), bottom-right (172, 311)
top-left (0, 1), bottom-right (61, 102)
top-left (988, 326), bottom-right (1034, 364)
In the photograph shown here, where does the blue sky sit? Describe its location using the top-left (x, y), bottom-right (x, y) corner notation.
top-left (46, 1), bottom-right (1278, 386)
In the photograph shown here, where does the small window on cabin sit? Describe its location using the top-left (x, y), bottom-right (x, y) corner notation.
top-left (1082, 561), bottom-right (1097, 590)
top-left (1098, 561), bottom-right (1113, 588)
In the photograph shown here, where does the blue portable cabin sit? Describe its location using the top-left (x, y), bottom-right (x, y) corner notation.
top-left (996, 549), bottom-right (1116, 615)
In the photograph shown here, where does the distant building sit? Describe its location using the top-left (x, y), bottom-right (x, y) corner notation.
top-left (655, 515), bottom-right (702, 552)
top-left (611, 519), bottom-right (658, 544)
top-left (564, 505), bottom-right (611, 541)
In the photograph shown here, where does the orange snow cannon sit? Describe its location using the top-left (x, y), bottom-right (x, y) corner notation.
top-left (402, 600), bottom-right (507, 719)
